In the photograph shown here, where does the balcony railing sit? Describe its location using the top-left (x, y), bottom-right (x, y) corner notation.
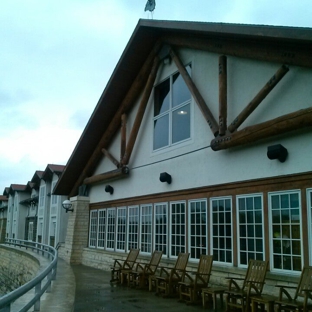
top-left (0, 238), bottom-right (57, 312)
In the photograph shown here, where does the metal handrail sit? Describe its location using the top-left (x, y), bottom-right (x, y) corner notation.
top-left (0, 238), bottom-right (58, 312)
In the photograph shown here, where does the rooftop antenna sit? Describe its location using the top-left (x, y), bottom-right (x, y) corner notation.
top-left (145, 0), bottom-right (156, 19)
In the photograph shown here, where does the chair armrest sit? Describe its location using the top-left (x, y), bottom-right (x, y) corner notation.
top-left (111, 259), bottom-right (124, 268)
top-left (227, 278), bottom-right (242, 291)
top-left (275, 285), bottom-right (293, 301)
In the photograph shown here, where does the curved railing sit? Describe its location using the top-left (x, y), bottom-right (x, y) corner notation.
top-left (0, 238), bottom-right (58, 312)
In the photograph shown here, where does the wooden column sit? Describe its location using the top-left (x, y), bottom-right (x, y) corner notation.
top-left (170, 47), bottom-right (219, 137)
top-left (120, 113), bottom-right (127, 162)
top-left (83, 167), bottom-right (129, 185)
top-left (121, 56), bottom-right (161, 166)
top-left (101, 148), bottom-right (120, 168)
top-left (211, 107), bottom-right (312, 151)
top-left (219, 55), bottom-right (227, 136)
top-left (69, 42), bottom-right (162, 197)
top-left (228, 65), bottom-right (289, 133)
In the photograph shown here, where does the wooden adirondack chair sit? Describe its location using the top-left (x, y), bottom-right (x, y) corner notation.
top-left (178, 254), bottom-right (213, 304)
top-left (110, 248), bottom-right (140, 283)
top-left (155, 252), bottom-right (190, 297)
top-left (274, 266), bottom-right (312, 312)
top-left (127, 250), bottom-right (163, 288)
top-left (226, 259), bottom-right (268, 312)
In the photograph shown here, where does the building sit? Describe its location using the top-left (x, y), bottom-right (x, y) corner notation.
top-left (0, 194), bottom-right (8, 243)
top-left (37, 164), bottom-right (67, 247)
top-left (5, 184), bottom-right (29, 240)
top-left (54, 20), bottom-right (312, 278)
top-left (3, 164), bottom-right (67, 247)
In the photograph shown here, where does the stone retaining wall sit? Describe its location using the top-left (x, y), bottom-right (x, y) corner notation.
top-left (0, 245), bottom-right (40, 293)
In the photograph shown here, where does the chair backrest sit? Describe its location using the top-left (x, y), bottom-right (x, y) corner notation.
top-left (295, 266), bottom-right (312, 300)
top-left (175, 253), bottom-right (190, 271)
top-left (147, 250), bottom-right (163, 274)
top-left (197, 255), bottom-right (213, 284)
top-left (243, 259), bottom-right (268, 293)
top-left (124, 248), bottom-right (140, 269)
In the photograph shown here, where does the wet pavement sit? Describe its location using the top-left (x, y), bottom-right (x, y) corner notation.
top-left (72, 264), bottom-right (224, 312)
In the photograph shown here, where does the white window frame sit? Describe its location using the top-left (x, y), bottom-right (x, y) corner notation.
top-left (236, 193), bottom-right (265, 268)
top-left (116, 207), bottom-right (127, 252)
top-left (28, 222), bottom-right (34, 241)
top-left (128, 206), bottom-right (139, 250)
top-left (140, 204), bottom-right (153, 255)
top-left (97, 209), bottom-right (106, 249)
top-left (89, 210), bottom-right (98, 248)
top-left (269, 190), bottom-right (302, 274)
top-left (188, 199), bottom-right (208, 261)
top-left (106, 208), bottom-right (116, 251)
top-left (154, 203), bottom-right (168, 257)
top-left (51, 181), bottom-right (57, 205)
top-left (153, 65), bottom-right (192, 152)
top-left (169, 201), bottom-right (186, 258)
top-left (210, 196), bottom-right (233, 265)
top-left (307, 189), bottom-right (312, 266)
top-left (39, 185), bottom-right (45, 208)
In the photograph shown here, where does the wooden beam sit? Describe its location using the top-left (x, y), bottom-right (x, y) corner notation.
top-left (69, 41), bottom-right (162, 197)
top-left (219, 55), bottom-right (227, 136)
top-left (101, 148), bottom-right (120, 168)
top-left (163, 34), bottom-right (312, 69)
top-left (211, 107), bottom-right (312, 151)
top-left (83, 167), bottom-right (129, 185)
top-left (120, 114), bottom-right (127, 162)
top-left (170, 47), bottom-right (219, 136)
top-left (121, 56), bottom-right (161, 166)
top-left (228, 65), bottom-right (289, 133)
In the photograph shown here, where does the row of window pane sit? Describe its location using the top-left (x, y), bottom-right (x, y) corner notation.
top-left (89, 190), bottom-right (309, 272)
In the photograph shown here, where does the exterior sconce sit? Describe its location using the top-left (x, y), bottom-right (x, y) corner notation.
top-left (62, 199), bottom-right (74, 213)
top-left (105, 185), bottom-right (114, 195)
top-left (267, 144), bottom-right (288, 163)
top-left (159, 172), bottom-right (172, 184)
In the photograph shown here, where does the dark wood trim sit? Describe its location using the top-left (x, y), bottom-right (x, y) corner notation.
top-left (163, 34), bottom-right (312, 68)
top-left (228, 65), bottom-right (289, 133)
top-left (211, 107), bottom-right (312, 151)
top-left (69, 42), bottom-right (162, 197)
top-left (101, 148), bottom-right (120, 168)
top-left (121, 56), bottom-right (161, 166)
top-left (170, 47), bottom-right (219, 137)
top-left (300, 189), bottom-right (309, 266)
top-left (219, 55), bottom-right (227, 136)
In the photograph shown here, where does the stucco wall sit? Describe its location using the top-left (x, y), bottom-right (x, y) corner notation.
top-left (89, 47), bottom-right (312, 204)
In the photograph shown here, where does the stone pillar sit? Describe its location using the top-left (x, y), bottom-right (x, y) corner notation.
top-left (58, 196), bottom-right (89, 264)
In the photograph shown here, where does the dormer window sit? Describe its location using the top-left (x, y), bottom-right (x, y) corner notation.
top-left (153, 64), bottom-right (191, 151)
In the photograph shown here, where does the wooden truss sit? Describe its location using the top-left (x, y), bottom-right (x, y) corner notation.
top-left (73, 36), bottom-right (312, 193)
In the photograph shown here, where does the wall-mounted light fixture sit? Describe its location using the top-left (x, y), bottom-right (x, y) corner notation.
top-left (159, 172), bottom-right (172, 184)
top-left (267, 144), bottom-right (288, 163)
top-left (62, 199), bottom-right (74, 213)
top-left (105, 185), bottom-right (114, 195)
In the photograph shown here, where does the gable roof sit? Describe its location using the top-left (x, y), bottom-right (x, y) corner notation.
top-left (54, 19), bottom-right (312, 196)
top-left (42, 164), bottom-right (65, 182)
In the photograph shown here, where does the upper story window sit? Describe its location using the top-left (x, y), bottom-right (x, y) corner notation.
top-left (51, 182), bottom-right (57, 205)
top-left (39, 186), bottom-right (46, 208)
top-left (153, 65), bottom-right (192, 151)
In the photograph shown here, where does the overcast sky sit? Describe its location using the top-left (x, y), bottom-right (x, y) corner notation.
top-left (1, 0), bottom-right (312, 192)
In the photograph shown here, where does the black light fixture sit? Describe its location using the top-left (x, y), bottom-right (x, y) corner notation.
top-left (62, 199), bottom-right (74, 213)
top-left (159, 172), bottom-right (172, 184)
top-left (105, 185), bottom-right (114, 195)
top-left (267, 144), bottom-right (288, 163)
